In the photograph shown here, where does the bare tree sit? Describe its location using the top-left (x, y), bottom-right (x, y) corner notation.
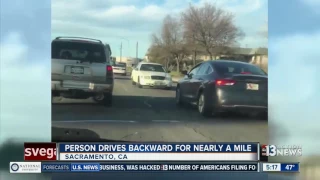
top-left (184, 33), bottom-right (203, 66)
top-left (181, 3), bottom-right (244, 60)
top-left (147, 40), bottom-right (172, 69)
top-left (152, 15), bottom-right (189, 72)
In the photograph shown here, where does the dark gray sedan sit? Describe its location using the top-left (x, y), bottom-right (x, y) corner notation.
top-left (176, 60), bottom-right (268, 117)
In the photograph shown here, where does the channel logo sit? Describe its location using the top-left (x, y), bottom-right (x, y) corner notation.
top-left (10, 162), bottom-right (41, 173)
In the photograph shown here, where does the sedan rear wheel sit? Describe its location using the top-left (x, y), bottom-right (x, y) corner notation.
top-left (197, 92), bottom-right (212, 117)
top-left (176, 87), bottom-right (183, 105)
top-left (198, 94), bottom-right (204, 113)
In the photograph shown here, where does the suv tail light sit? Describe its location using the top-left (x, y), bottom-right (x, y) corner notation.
top-left (215, 79), bottom-right (235, 86)
top-left (107, 65), bottom-right (113, 72)
top-left (106, 65), bottom-right (113, 77)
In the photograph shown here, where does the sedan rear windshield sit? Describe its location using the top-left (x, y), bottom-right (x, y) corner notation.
top-left (52, 41), bottom-right (106, 63)
top-left (140, 64), bottom-right (165, 72)
top-left (214, 62), bottom-right (267, 76)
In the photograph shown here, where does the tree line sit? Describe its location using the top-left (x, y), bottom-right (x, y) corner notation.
top-left (148, 3), bottom-right (245, 72)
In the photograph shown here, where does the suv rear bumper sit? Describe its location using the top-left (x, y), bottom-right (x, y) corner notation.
top-left (51, 80), bottom-right (113, 93)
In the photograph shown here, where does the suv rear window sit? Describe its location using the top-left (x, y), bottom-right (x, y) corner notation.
top-left (52, 41), bottom-right (106, 63)
top-left (214, 61), bottom-right (267, 76)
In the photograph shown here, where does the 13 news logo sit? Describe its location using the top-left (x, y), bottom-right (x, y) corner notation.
top-left (261, 144), bottom-right (302, 157)
top-left (10, 162), bottom-right (41, 173)
top-left (261, 145), bottom-right (276, 156)
top-left (24, 143), bottom-right (57, 160)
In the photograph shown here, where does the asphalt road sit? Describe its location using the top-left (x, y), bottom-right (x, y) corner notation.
top-left (52, 74), bottom-right (268, 143)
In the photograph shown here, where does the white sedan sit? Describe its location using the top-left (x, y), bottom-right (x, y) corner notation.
top-left (112, 63), bottom-right (127, 76)
top-left (131, 62), bottom-right (172, 89)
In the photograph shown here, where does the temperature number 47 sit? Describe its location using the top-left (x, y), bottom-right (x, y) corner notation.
top-left (285, 165), bottom-right (294, 170)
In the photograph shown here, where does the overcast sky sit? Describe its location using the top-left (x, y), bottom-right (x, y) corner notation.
top-left (0, 0), bottom-right (51, 144)
top-left (51, 0), bottom-right (268, 58)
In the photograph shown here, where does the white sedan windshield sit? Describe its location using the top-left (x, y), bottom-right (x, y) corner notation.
top-left (140, 64), bottom-right (165, 72)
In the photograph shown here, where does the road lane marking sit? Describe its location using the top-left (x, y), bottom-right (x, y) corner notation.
top-left (121, 132), bottom-right (139, 140)
top-left (52, 120), bottom-right (181, 123)
top-left (121, 85), bottom-right (128, 92)
top-left (169, 120), bottom-right (180, 123)
top-left (52, 120), bottom-right (137, 123)
top-left (152, 120), bottom-right (169, 122)
top-left (152, 120), bottom-right (180, 123)
top-left (143, 101), bottom-right (152, 108)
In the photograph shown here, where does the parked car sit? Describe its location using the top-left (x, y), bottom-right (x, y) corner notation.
top-left (176, 60), bottom-right (267, 117)
top-left (112, 62), bottom-right (127, 76)
top-left (51, 36), bottom-right (114, 106)
top-left (131, 62), bottom-right (172, 89)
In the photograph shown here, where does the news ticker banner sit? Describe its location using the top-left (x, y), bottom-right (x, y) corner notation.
top-left (10, 162), bottom-right (259, 173)
top-left (9, 162), bottom-right (300, 173)
top-left (24, 142), bottom-right (260, 161)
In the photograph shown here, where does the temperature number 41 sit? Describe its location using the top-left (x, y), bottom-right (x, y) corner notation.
top-left (285, 165), bottom-right (295, 170)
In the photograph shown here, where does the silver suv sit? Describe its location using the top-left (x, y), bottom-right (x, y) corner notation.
top-left (51, 37), bottom-right (114, 106)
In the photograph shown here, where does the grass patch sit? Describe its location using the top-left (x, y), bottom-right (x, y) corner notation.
top-left (170, 71), bottom-right (183, 78)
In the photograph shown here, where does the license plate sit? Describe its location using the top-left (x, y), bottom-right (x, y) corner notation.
top-left (71, 67), bottom-right (84, 74)
top-left (155, 81), bottom-right (161, 85)
top-left (246, 83), bottom-right (259, 90)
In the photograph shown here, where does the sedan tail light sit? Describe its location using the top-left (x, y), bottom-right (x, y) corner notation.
top-left (215, 79), bottom-right (235, 86)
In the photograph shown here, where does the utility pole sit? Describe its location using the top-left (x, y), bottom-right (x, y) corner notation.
top-left (120, 42), bottom-right (122, 62)
top-left (136, 41), bottom-right (138, 59)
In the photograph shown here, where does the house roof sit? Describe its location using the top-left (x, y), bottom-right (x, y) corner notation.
top-left (229, 47), bottom-right (268, 55)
